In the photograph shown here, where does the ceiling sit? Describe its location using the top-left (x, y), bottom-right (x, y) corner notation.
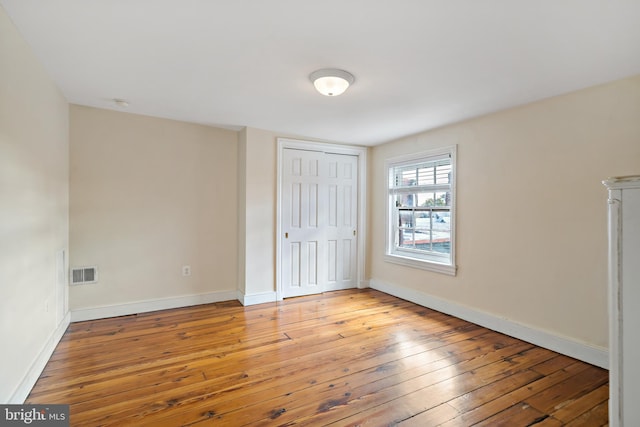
top-left (2, 1), bottom-right (639, 146)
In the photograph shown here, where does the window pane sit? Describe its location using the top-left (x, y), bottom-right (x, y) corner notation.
top-left (398, 229), bottom-right (415, 249)
top-left (418, 191), bottom-right (450, 207)
top-left (413, 229), bottom-right (431, 250)
top-left (402, 170), bottom-right (417, 186)
top-left (395, 166), bottom-right (418, 186)
top-left (414, 212), bottom-right (431, 230)
top-left (417, 165), bottom-right (434, 185)
top-left (433, 207), bottom-right (450, 254)
top-left (435, 162), bottom-right (451, 184)
top-left (392, 158), bottom-right (451, 188)
top-left (433, 211), bottom-right (451, 229)
top-left (414, 192), bottom-right (429, 207)
top-left (399, 210), bottom-right (413, 228)
top-left (432, 229), bottom-right (451, 254)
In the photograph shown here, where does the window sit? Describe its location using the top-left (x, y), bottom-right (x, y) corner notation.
top-left (385, 146), bottom-right (456, 275)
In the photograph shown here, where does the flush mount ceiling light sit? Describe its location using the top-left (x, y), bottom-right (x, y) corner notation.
top-left (309, 68), bottom-right (355, 96)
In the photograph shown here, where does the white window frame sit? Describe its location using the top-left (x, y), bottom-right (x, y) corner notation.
top-left (384, 145), bottom-right (457, 276)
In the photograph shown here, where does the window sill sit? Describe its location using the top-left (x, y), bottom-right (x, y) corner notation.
top-left (384, 253), bottom-right (457, 276)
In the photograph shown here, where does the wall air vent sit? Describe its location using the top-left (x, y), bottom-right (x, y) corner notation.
top-left (70, 266), bottom-right (98, 285)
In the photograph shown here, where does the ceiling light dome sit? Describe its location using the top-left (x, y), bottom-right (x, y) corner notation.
top-left (309, 69), bottom-right (355, 96)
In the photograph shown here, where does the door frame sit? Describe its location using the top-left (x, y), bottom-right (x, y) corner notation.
top-left (276, 138), bottom-right (367, 301)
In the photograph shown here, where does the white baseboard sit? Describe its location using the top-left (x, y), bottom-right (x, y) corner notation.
top-left (358, 280), bottom-right (371, 289)
top-left (237, 290), bottom-right (277, 306)
top-left (10, 311), bottom-right (71, 403)
top-left (70, 290), bottom-right (238, 322)
top-left (370, 279), bottom-right (608, 369)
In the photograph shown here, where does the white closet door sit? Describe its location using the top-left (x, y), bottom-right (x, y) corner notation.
top-left (281, 149), bottom-right (358, 298)
top-left (325, 153), bottom-right (358, 291)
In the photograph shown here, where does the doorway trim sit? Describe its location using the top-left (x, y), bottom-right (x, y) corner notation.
top-left (276, 138), bottom-right (367, 301)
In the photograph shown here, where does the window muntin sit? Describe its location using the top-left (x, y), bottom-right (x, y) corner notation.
top-left (386, 148), bottom-right (456, 274)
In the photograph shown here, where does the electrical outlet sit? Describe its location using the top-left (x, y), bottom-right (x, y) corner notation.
top-left (182, 265), bottom-right (191, 276)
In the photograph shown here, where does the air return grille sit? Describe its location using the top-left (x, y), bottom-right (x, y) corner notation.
top-left (71, 266), bottom-right (98, 285)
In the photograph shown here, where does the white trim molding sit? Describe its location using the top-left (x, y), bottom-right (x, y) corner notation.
top-left (358, 279), bottom-right (371, 289)
top-left (70, 290), bottom-right (237, 322)
top-left (10, 311), bottom-right (71, 403)
top-left (383, 254), bottom-right (457, 276)
top-left (237, 290), bottom-right (278, 306)
top-left (370, 279), bottom-right (608, 369)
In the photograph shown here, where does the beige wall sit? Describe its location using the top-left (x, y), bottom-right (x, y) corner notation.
top-left (0, 7), bottom-right (69, 402)
top-left (369, 75), bottom-right (640, 351)
top-left (69, 106), bottom-right (238, 310)
top-left (237, 128), bottom-right (248, 295)
top-left (238, 127), bottom-right (279, 297)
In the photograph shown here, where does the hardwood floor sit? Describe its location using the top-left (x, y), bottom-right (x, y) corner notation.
top-left (27, 289), bottom-right (609, 426)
